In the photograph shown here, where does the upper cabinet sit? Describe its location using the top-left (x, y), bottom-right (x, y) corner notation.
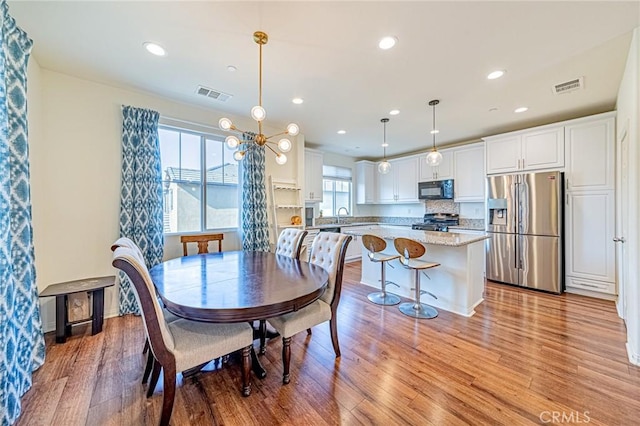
top-left (418, 149), bottom-right (453, 181)
top-left (565, 116), bottom-right (615, 192)
top-left (304, 148), bottom-right (323, 202)
top-left (485, 126), bottom-right (564, 174)
top-left (376, 156), bottom-right (418, 204)
top-left (453, 143), bottom-right (485, 202)
top-left (355, 161), bottom-right (376, 204)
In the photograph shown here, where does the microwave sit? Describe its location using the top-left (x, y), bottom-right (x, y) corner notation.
top-left (418, 179), bottom-right (454, 200)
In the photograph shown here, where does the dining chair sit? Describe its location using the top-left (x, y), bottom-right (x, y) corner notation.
top-left (180, 233), bottom-right (224, 256)
top-left (258, 228), bottom-right (309, 354)
top-left (112, 246), bottom-right (253, 426)
top-left (267, 232), bottom-right (352, 384)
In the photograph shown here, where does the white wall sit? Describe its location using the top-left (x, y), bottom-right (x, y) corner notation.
top-left (28, 68), bottom-right (300, 332)
top-left (616, 28), bottom-right (640, 364)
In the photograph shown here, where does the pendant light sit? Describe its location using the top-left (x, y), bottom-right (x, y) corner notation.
top-left (378, 118), bottom-right (391, 174)
top-left (425, 99), bottom-right (443, 166)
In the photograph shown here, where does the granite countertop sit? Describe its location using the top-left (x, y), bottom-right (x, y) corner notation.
top-left (343, 226), bottom-right (488, 247)
top-left (306, 222), bottom-right (386, 230)
top-left (448, 225), bottom-right (486, 231)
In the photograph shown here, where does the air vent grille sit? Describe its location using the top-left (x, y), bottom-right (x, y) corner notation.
top-left (196, 85), bottom-right (232, 102)
top-left (552, 77), bottom-right (584, 95)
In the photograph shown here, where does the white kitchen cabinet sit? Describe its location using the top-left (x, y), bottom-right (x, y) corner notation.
top-left (304, 148), bottom-right (323, 202)
top-left (340, 226), bottom-right (363, 262)
top-left (565, 116), bottom-right (615, 191)
top-left (565, 190), bottom-right (616, 294)
top-left (485, 126), bottom-right (564, 174)
top-left (355, 161), bottom-right (376, 204)
top-left (300, 229), bottom-right (319, 262)
top-left (376, 157), bottom-right (418, 203)
top-left (418, 149), bottom-right (453, 181)
top-left (453, 143), bottom-right (485, 202)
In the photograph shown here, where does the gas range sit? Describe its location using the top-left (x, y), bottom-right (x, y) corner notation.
top-left (411, 213), bottom-right (459, 232)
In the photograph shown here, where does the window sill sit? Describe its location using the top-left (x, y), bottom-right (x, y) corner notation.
top-left (164, 228), bottom-right (239, 237)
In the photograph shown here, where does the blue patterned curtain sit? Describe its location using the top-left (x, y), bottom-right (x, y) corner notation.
top-left (118, 106), bottom-right (164, 315)
top-left (241, 133), bottom-right (270, 252)
top-left (0, 1), bottom-right (45, 423)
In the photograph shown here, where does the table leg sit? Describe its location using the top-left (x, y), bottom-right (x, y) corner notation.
top-left (91, 288), bottom-right (105, 335)
top-left (55, 295), bottom-right (66, 343)
top-left (250, 346), bottom-right (267, 379)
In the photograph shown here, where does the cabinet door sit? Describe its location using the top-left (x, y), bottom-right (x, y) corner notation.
top-left (565, 117), bottom-right (614, 191)
top-left (356, 161), bottom-right (375, 204)
top-left (453, 145), bottom-right (485, 202)
top-left (419, 150), bottom-right (453, 181)
top-left (340, 227), bottom-right (362, 261)
top-left (395, 157), bottom-right (419, 202)
top-left (376, 163), bottom-right (395, 203)
top-left (521, 127), bottom-right (564, 171)
top-left (485, 135), bottom-right (521, 174)
top-left (304, 150), bottom-right (324, 202)
top-left (566, 190), bottom-right (615, 286)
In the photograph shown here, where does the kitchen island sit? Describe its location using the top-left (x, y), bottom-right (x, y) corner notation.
top-left (343, 225), bottom-right (488, 317)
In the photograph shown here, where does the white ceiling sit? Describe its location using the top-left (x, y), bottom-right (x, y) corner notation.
top-left (9, 1), bottom-right (639, 159)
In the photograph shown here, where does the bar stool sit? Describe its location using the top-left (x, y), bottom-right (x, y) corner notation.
top-left (393, 237), bottom-right (441, 319)
top-left (362, 234), bottom-right (401, 305)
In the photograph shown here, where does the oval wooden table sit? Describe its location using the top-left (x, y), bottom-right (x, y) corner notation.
top-left (149, 250), bottom-right (329, 378)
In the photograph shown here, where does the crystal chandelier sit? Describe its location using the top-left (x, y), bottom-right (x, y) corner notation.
top-left (378, 118), bottom-right (391, 174)
top-left (218, 31), bottom-right (299, 165)
top-left (425, 99), bottom-right (442, 166)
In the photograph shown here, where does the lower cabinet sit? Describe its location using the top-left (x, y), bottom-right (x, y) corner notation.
top-left (565, 190), bottom-right (616, 296)
top-left (341, 227), bottom-right (363, 262)
top-left (301, 230), bottom-right (319, 262)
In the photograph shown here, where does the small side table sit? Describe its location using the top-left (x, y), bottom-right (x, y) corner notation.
top-left (39, 276), bottom-right (115, 343)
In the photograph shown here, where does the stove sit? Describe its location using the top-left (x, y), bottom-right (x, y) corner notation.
top-left (412, 213), bottom-right (459, 232)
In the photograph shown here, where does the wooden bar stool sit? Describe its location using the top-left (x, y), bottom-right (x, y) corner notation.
top-left (393, 237), bottom-right (441, 319)
top-left (362, 234), bottom-right (401, 305)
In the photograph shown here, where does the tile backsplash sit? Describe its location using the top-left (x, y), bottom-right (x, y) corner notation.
top-left (424, 200), bottom-right (459, 214)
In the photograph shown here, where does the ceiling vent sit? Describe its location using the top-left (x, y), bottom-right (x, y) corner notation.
top-left (552, 77), bottom-right (584, 95)
top-left (196, 85), bottom-right (232, 102)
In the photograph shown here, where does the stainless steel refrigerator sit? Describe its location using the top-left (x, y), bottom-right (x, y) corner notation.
top-left (486, 171), bottom-right (563, 293)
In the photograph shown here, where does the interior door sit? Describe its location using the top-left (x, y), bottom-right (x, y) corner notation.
top-left (519, 234), bottom-right (561, 293)
top-left (616, 122), bottom-right (628, 319)
top-left (486, 232), bottom-right (519, 286)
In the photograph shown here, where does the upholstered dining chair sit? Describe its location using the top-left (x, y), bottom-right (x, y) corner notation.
top-left (180, 233), bottom-right (224, 256)
top-left (267, 232), bottom-right (352, 384)
top-left (258, 228), bottom-right (309, 354)
top-left (112, 246), bottom-right (253, 426)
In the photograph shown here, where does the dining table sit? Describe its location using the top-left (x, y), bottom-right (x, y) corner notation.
top-left (149, 250), bottom-right (329, 378)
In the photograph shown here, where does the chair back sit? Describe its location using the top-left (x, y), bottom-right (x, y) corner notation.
top-left (111, 236), bottom-right (144, 259)
top-left (112, 247), bottom-right (176, 362)
top-left (361, 234), bottom-right (386, 253)
top-left (308, 232), bottom-right (352, 308)
top-left (180, 233), bottom-right (223, 256)
top-left (393, 237), bottom-right (426, 259)
top-left (275, 229), bottom-right (308, 259)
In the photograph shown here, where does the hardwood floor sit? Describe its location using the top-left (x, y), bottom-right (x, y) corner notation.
top-left (17, 261), bottom-right (640, 425)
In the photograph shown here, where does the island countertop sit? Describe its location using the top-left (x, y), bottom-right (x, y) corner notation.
top-left (343, 225), bottom-right (488, 247)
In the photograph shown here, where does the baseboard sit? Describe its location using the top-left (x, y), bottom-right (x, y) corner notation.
top-left (42, 308), bottom-right (120, 334)
top-left (626, 342), bottom-right (640, 366)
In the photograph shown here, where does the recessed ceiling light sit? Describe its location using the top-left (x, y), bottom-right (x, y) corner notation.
top-left (381, 143), bottom-right (389, 147)
top-left (487, 70), bottom-right (505, 80)
top-left (430, 129), bottom-right (440, 134)
top-left (514, 107), bottom-right (528, 113)
top-left (337, 130), bottom-right (346, 134)
top-left (389, 109), bottom-right (400, 115)
top-left (378, 36), bottom-right (398, 50)
top-left (143, 42), bottom-right (166, 57)
top-left (227, 65), bottom-right (237, 72)
top-left (292, 98), bottom-right (304, 104)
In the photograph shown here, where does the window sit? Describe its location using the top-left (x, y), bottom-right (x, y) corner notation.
top-left (319, 165), bottom-right (352, 217)
top-left (159, 126), bottom-right (239, 233)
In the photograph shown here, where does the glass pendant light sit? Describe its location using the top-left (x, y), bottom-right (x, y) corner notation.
top-left (425, 99), bottom-right (443, 166)
top-left (378, 118), bottom-right (391, 174)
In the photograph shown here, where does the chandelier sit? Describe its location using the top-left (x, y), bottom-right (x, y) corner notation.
top-left (218, 31), bottom-right (299, 165)
top-left (425, 99), bottom-right (442, 166)
top-left (378, 118), bottom-right (391, 174)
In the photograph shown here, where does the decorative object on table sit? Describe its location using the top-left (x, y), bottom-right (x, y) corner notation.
top-left (361, 234), bottom-right (401, 305)
top-left (378, 118), bottom-right (391, 174)
top-left (425, 99), bottom-right (443, 166)
top-left (218, 31), bottom-right (299, 165)
top-left (290, 215), bottom-right (302, 225)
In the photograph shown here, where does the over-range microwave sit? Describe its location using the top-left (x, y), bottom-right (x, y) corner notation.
top-left (418, 179), bottom-right (454, 200)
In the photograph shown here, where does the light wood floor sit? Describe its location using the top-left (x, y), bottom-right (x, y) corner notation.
top-left (17, 261), bottom-right (640, 425)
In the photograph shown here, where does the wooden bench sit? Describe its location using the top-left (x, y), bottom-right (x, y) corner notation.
top-left (39, 276), bottom-right (115, 343)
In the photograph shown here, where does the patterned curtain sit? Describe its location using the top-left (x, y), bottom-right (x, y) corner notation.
top-left (0, 2), bottom-right (45, 423)
top-left (118, 106), bottom-right (164, 315)
top-left (241, 133), bottom-right (270, 252)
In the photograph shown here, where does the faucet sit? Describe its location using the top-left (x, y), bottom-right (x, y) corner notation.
top-left (336, 207), bottom-right (349, 224)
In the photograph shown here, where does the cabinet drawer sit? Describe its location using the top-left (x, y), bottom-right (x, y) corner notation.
top-left (566, 276), bottom-right (616, 295)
